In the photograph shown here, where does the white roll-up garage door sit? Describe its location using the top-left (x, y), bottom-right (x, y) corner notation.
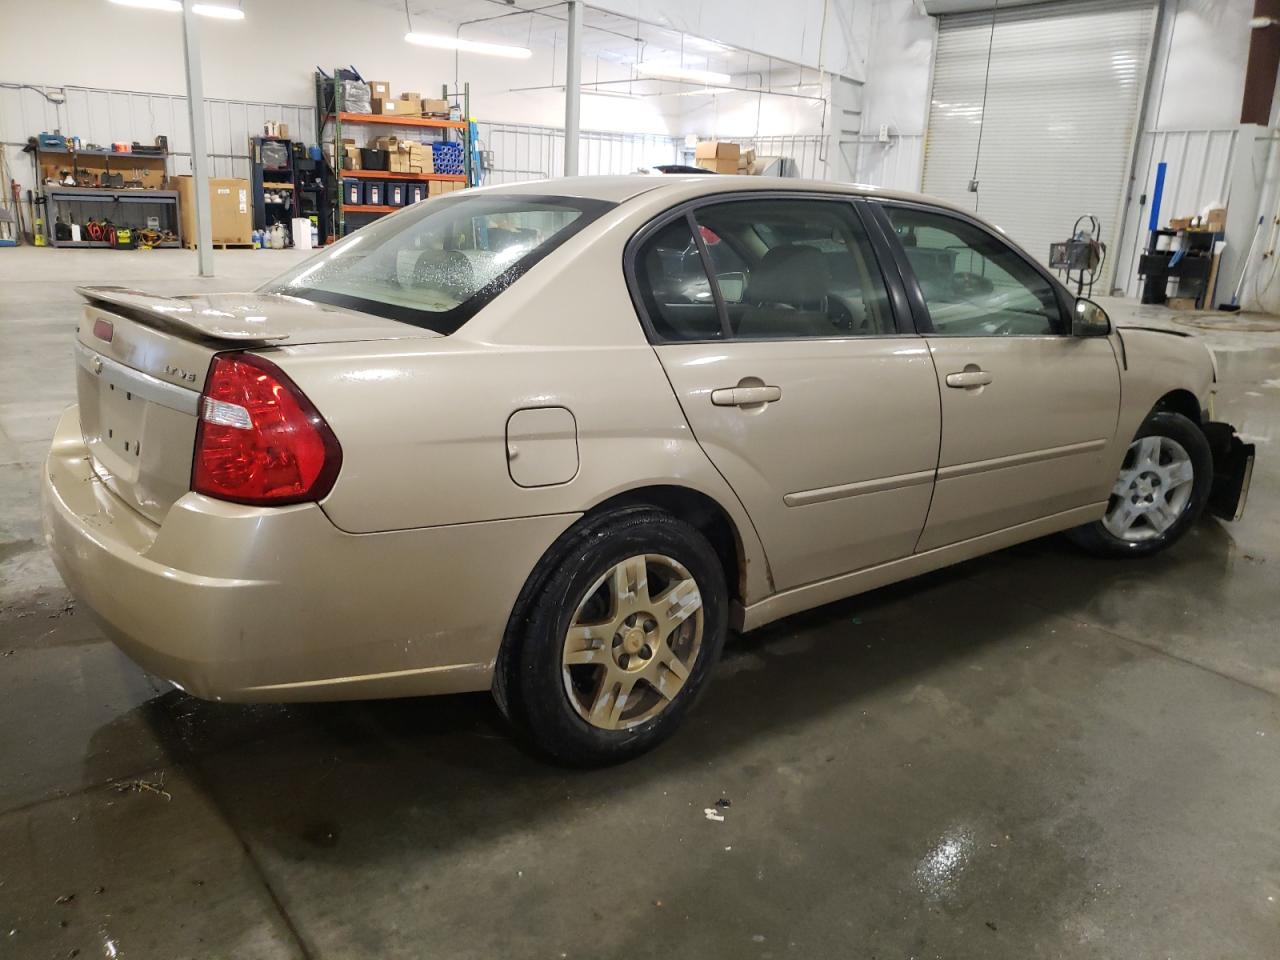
top-left (922, 0), bottom-right (1156, 289)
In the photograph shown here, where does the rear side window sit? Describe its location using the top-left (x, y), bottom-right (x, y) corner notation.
top-left (262, 194), bottom-right (614, 334)
top-left (631, 198), bottom-right (895, 342)
top-left (633, 218), bottom-right (725, 341)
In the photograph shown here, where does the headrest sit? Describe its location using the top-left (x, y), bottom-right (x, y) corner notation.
top-left (746, 246), bottom-right (831, 307)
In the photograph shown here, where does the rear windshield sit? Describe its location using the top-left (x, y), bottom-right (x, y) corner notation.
top-left (261, 193), bottom-right (614, 334)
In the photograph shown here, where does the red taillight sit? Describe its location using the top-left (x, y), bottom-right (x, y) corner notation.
top-left (192, 353), bottom-right (342, 506)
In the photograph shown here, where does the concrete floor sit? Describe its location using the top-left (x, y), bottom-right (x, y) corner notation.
top-left (2, 246), bottom-right (1278, 959)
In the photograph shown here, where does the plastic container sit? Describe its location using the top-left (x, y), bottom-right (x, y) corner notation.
top-left (342, 178), bottom-right (364, 205)
top-left (359, 148), bottom-right (389, 171)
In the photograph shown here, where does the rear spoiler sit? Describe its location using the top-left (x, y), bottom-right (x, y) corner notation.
top-left (76, 285), bottom-right (290, 344)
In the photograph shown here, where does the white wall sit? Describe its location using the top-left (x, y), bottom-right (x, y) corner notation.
top-left (0, 0), bottom-right (675, 134)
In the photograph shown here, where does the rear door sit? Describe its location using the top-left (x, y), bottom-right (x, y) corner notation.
top-left (630, 195), bottom-right (941, 592)
top-left (870, 202), bottom-right (1121, 550)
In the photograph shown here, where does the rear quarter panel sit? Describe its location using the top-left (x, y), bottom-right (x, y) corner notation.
top-left (266, 209), bottom-right (774, 604)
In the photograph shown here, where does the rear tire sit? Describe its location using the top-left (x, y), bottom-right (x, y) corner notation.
top-left (494, 506), bottom-right (728, 766)
top-left (1067, 411), bottom-right (1212, 557)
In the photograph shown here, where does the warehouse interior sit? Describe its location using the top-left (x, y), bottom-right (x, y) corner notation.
top-left (1, 0), bottom-right (1278, 957)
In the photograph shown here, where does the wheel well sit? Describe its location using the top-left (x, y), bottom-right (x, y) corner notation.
top-left (1151, 389), bottom-right (1202, 423)
top-left (586, 486), bottom-right (746, 603)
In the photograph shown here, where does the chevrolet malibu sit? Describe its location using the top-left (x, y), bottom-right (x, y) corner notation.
top-left (43, 176), bottom-right (1255, 764)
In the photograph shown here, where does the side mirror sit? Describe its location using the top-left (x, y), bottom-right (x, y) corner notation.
top-left (1073, 297), bottom-right (1111, 337)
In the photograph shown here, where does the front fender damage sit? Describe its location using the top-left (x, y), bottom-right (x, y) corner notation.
top-left (1201, 421), bottom-right (1256, 522)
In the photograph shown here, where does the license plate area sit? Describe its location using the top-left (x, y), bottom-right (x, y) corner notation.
top-left (74, 341), bottom-right (201, 523)
top-left (97, 373), bottom-right (148, 468)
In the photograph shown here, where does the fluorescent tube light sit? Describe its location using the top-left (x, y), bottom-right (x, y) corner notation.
top-left (193, 3), bottom-right (245, 18)
top-left (107, 0), bottom-right (181, 10)
top-left (108, 0), bottom-right (246, 16)
top-left (405, 32), bottom-right (532, 59)
top-left (635, 63), bottom-right (731, 84)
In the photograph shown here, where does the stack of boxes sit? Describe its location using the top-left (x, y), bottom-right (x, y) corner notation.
top-left (366, 81), bottom-right (453, 120)
top-left (693, 141), bottom-right (764, 175)
top-left (694, 141), bottom-right (739, 174)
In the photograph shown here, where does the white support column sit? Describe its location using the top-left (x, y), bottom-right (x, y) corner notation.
top-left (181, 0), bottom-right (214, 277)
top-left (564, 0), bottom-right (582, 177)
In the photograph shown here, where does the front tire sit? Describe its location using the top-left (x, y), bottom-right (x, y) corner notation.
top-left (1067, 411), bottom-right (1212, 557)
top-left (495, 507), bottom-right (728, 766)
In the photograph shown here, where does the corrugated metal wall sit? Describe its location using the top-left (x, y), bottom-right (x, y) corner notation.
top-left (0, 81), bottom-right (315, 195)
top-left (1114, 127), bottom-right (1238, 297)
top-left (4, 82), bottom-right (896, 213)
top-left (852, 134), bottom-right (924, 191)
top-left (476, 122), bottom-right (681, 184)
top-left (476, 123), bottom-right (833, 185)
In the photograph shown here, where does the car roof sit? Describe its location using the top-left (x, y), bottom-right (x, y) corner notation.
top-left (472, 174), bottom-right (967, 215)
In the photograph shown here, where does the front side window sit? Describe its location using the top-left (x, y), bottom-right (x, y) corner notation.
top-left (632, 198), bottom-right (895, 342)
top-left (883, 205), bottom-right (1064, 336)
top-left (263, 194), bottom-right (613, 334)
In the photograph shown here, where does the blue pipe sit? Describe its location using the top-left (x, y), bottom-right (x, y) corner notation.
top-left (1148, 161), bottom-right (1167, 234)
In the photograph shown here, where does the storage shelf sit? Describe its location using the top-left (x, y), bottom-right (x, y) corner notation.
top-left (36, 146), bottom-right (166, 160)
top-left (342, 170), bottom-right (466, 182)
top-left (343, 204), bottom-right (399, 214)
top-left (50, 239), bottom-right (180, 249)
top-left (263, 182), bottom-right (295, 190)
top-left (327, 112), bottom-right (467, 130)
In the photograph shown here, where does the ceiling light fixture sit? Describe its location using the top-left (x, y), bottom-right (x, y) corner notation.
top-left (404, 32), bottom-right (532, 59)
top-left (107, 0), bottom-right (245, 17)
top-left (193, 2), bottom-right (245, 19)
top-left (107, 0), bottom-right (180, 10)
top-left (635, 63), bottom-right (731, 85)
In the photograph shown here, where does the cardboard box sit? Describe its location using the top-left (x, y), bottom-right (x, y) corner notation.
top-left (174, 175), bottom-right (252, 246)
top-left (1204, 207), bottom-right (1227, 232)
top-left (368, 81), bottom-right (392, 101)
top-left (422, 98), bottom-right (450, 117)
top-left (1167, 297), bottom-right (1199, 311)
top-left (695, 140), bottom-right (740, 161)
top-left (696, 158), bottom-right (738, 174)
top-left (379, 137), bottom-right (431, 174)
top-left (397, 93), bottom-right (424, 116)
top-left (1169, 217), bottom-right (1192, 231)
top-left (428, 180), bottom-right (465, 197)
top-left (372, 97), bottom-right (422, 116)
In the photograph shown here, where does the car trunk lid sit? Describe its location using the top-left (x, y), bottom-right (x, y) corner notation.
top-left (74, 287), bottom-right (437, 524)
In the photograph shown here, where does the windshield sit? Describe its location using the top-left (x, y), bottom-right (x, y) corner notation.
top-left (261, 193), bottom-right (614, 334)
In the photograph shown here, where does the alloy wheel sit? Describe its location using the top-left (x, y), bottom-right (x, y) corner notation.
top-left (562, 554), bottom-right (704, 730)
top-left (1102, 435), bottom-right (1196, 542)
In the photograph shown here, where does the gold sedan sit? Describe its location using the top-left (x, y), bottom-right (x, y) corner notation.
top-left (42, 176), bottom-right (1255, 764)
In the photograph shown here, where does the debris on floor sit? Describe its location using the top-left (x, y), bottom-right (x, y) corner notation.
top-left (111, 774), bottom-right (171, 801)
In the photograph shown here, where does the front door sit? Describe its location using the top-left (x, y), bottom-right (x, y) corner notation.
top-left (875, 203), bottom-right (1121, 550)
top-left (632, 197), bottom-right (942, 592)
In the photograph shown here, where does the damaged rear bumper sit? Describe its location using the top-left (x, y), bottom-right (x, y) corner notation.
top-left (1201, 421), bottom-right (1256, 522)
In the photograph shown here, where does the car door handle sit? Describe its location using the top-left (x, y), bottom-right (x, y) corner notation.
top-left (711, 385), bottom-right (782, 406)
top-left (945, 369), bottom-right (993, 389)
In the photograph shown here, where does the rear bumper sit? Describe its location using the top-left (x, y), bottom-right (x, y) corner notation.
top-left (1202, 420), bottom-right (1256, 522)
top-left (42, 405), bottom-right (577, 702)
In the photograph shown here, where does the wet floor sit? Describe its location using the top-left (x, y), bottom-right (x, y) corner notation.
top-left (1, 250), bottom-right (1278, 959)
